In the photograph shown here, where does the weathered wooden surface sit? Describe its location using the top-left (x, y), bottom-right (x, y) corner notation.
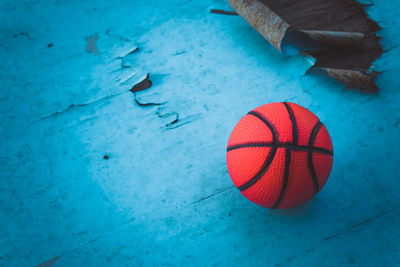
top-left (1, 0), bottom-right (400, 266)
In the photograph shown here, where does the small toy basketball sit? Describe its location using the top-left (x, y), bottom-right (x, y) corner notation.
top-left (226, 102), bottom-right (333, 209)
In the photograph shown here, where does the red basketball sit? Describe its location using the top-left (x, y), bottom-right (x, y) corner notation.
top-left (226, 102), bottom-right (333, 209)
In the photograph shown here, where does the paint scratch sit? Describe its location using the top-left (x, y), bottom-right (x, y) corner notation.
top-left (35, 256), bottom-right (60, 267)
top-left (322, 206), bottom-right (400, 242)
top-left (277, 206), bottom-right (400, 265)
top-left (210, 9), bottom-right (238, 15)
top-left (191, 186), bottom-right (235, 205)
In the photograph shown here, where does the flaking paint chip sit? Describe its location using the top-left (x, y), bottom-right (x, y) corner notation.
top-left (85, 34), bottom-right (100, 55)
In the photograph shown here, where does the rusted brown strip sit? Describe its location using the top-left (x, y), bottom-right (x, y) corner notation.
top-left (229, 0), bottom-right (290, 51)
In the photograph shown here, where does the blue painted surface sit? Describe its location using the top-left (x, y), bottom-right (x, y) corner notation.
top-left (1, 0), bottom-right (400, 266)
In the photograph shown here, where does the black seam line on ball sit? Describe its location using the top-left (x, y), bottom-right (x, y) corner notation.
top-left (237, 111), bottom-right (279, 192)
top-left (272, 103), bottom-right (295, 209)
top-left (283, 102), bottom-right (298, 145)
top-left (227, 142), bottom-right (333, 156)
top-left (308, 121), bottom-right (323, 194)
top-left (271, 148), bottom-right (291, 209)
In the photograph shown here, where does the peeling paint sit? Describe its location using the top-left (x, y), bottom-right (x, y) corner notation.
top-left (229, 0), bottom-right (383, 91)
top-left (130, 73), bottom-right (152, 93)
top-left (85, 34), bottom-right (100, 55)
top-left (130, 74), bottom-right (165, 107)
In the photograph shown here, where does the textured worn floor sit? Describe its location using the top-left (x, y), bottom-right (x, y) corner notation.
top-left (1, 0), bottom-right (400, 266)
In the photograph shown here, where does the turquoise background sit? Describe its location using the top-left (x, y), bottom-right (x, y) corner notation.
top-left (1, 0), bottom-right (399, 266)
